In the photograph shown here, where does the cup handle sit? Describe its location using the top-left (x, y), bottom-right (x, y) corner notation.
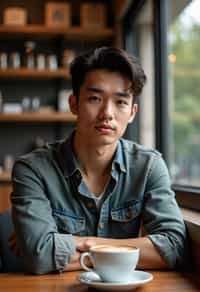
top-left (80, 252), bottom-right (94, 272)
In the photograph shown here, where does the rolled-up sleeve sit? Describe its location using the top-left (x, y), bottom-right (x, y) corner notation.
top-left (11, 159), bottom-right (76, 274)
top-left (143, 155), bottom-right (188, 269)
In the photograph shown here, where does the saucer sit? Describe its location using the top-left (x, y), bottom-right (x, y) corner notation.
top-left (77, 270), bottom-right (153, 291)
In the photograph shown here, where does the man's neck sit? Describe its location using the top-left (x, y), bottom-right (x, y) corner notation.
top-left (73, 133), bottom-right (117, 177)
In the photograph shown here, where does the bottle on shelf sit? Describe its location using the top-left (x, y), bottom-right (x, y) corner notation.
top-left (24, 41), bottom-right (36, 69)
top-left (46, 54), bottom-right (58, 70)
top-left (22, 96), bottom-right (31, 112)
top-left (9, 52), bottom-right (21, 69)
top-left (0, 52), bottom-right (8, 69)
top-left (32, 96), bottom-right (41, 111)
top-left (0, 90), bottom-right (3, 112)
top-left (36, 54), bottom-right (46, 70)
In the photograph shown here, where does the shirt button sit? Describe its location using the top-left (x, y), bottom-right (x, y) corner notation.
top-left (126, 211), bottom-right (133, 219)
top-left (87, 201), bottom-right (93, 208)
top-left (99, 223), bottom-right (104, 229)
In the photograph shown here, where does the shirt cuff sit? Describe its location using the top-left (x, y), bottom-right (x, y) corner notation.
top-left (54, 233), bottom-right (76, 272)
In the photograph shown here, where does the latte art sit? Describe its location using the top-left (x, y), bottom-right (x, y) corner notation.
top-left (91, 245), bottom-right (137, 252)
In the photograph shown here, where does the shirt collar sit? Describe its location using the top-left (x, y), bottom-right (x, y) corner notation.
top-left (56, 132), bottom-right (80, 178)
top-left (56, 132), bottom-right (126, 177)
top-left (112, 139), bottom-right (126, 173)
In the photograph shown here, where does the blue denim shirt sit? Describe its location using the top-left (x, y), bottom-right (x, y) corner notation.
top-left (11, 133), bottom-right (188, 274)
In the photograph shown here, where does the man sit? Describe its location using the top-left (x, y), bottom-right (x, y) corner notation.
top-left (11, 47), bottom-right (188, 274)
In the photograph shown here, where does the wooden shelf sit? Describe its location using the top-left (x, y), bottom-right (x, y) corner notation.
top-left (0, 112), bottom-right (77, 122)
top-left (0, 25), bottom-right (114, 41)
top-left (64, 27), bottom-right (114, 41)
top-left (0, 68), bottom-right (70, 79)
top-left (0, 171), bottom-right (11, 182)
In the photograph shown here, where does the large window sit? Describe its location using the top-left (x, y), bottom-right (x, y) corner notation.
top-left (168, 0), bottom-right (200, 187)
top-left (122, 0), bottom-right (200, 190)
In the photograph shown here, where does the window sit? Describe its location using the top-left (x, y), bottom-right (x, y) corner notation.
top-left (167, 0), bottom-right (200, 188)
top-left (122, 0), bottom-right (200, 196)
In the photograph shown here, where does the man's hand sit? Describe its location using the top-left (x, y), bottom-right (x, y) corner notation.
top-left (8, 231), bottom-right (22, 257)
top-left (64, 250), bottom-right (82, 271)
top-left (65, 236), bottom-right (100, 271)
top-left (74, 236), bottom-right (98, 252)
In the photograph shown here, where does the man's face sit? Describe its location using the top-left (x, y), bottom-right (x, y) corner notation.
top-left (69, 69), bottom-right (138, 147)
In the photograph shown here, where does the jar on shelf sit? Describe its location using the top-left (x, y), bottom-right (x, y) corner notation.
top-left (9, 52), bottom-right (21, 69)
top-left (22, 96), bottom-right (31, 112)
top-left (0, 52), bottom-right (8, 69)
top-left (36, 54), bottom-right (46, 70)
top-left (32, 96), bottom-right (40, 111)
top-left (24, 41), bottom-right (36, 69)
top-left (46, 54), bottom-right (58, 70)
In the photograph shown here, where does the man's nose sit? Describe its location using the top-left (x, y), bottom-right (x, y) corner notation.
top-left (98, 100), bottom-right (114, 120)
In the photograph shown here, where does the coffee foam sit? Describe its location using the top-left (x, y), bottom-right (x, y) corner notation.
top-left (91, 245), bottom-right (137, 252)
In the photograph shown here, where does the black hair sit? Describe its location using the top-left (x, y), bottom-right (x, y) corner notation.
top-left (70, 47), bottom-right (146, 100)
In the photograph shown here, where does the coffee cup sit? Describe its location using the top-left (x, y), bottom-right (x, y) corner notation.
top-left (80, 244), bottom-right (140, 283)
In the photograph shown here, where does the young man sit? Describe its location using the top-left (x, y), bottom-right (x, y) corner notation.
top-left (11, 47), bottom-right (188, 274)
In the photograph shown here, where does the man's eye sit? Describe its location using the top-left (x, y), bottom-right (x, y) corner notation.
top-left (88, 96), bottom-right (100, 102)
top-left (117, 99), bottom-right (128, 106)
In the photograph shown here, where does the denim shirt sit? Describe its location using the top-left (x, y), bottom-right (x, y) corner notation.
top-left (11, 133), bottom-right (188, 274)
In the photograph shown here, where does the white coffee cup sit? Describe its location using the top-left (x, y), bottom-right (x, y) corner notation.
top-left (80, 244), bottom-right (140, 283)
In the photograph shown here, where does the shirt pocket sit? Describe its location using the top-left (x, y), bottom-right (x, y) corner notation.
top-left (52, 209), bottom-right (85, 235)
top-left (110, 200), bottom-right (142, 238)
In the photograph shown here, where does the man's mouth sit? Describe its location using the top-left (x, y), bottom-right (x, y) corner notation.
top-left (95, 124), bottom-right (115, 133)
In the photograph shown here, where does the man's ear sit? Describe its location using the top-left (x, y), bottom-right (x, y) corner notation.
top-left (69, 94), bottom-right (78, 114)
top-left (128, 103), bottom-right (138, 123)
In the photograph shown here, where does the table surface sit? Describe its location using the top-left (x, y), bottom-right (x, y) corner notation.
top-left (0, 270), bottom-right (199, 292)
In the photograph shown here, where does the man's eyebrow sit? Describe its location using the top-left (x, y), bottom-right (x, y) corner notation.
top-left (115, 91), bottom-right (132, 98)
top-left (86, 87), bottom-right (103, 94)
top-left (86, 87), bottom-right (132, 98)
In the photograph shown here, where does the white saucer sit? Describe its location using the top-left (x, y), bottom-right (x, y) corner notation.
top-left (77, 270), bottom-right (153, 291)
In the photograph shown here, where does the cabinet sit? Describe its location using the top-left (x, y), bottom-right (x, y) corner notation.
top-left (0, 0), bottom-right (115, 188)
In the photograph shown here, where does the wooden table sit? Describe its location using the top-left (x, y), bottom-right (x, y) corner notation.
top-left (0, 270), bottom-right (199, 291)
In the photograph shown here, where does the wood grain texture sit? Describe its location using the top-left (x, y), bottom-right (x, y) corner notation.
top-left (0, 271), bottom-right (199, 292)
top-left (0, 25), bottom-right (114, 41)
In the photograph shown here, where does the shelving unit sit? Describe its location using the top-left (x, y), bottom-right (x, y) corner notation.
top-left (0, 0), bottom-right (116, 205)
top-left (0, 25), bottom-right (114, 41)
top-left (0, 68), bottom-right (70, 79)
top-left (0, 112), bottom-right (76, 122)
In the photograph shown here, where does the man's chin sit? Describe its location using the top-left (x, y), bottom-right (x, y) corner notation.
top-left (93, 135), bottom-right (117, 146)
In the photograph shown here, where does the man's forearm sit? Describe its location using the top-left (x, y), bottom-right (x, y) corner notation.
top-left (104, 237), bottom-right (168, 269)
top-left (65, 236), bottom-right (168, 271)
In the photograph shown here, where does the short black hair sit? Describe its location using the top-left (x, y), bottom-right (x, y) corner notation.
top-left (70, 47), bottom-right (146, 100)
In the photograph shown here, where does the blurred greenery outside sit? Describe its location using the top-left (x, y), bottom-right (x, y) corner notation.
top-left (168, 3), bottom-right (200, 186)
